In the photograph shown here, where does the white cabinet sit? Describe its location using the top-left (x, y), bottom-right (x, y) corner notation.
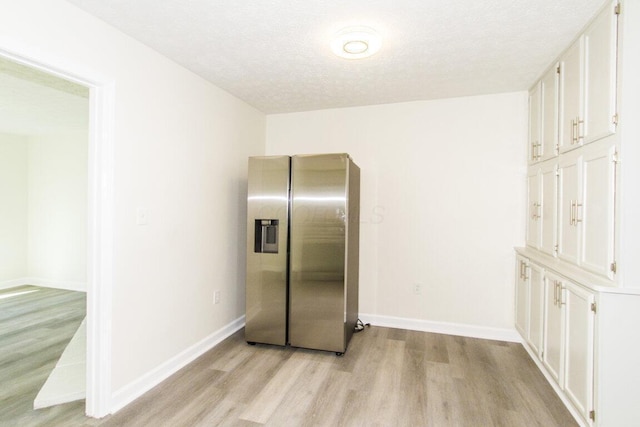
top-left (563, 281), bottom-right (595, 424)
top-left (559, 1), bottom-right (619, 154)
top-left (540, 64), bottom-right (559, 161)
top-left (559, 37), bottom-right (584, 154)
top-left (526, 168), bottom-right (541, 248)
top-left (515, 256), bottom-right (529, 337)
top-left (528, 263), bottom-right (544, 357)
top-left (528, 82), bottom-right (542, 163)
top-left (583, 0), bottom-right (618, 143)
top-left (529, 64), bottom-right (560, 163)
top-left (558, 150), bottom-right (581, 264)
top-left (581, 143), bottom-right (616, 278)
top-left (516, 252), bottom-right (640, 427)
top-left (539, 160), bottom-right (558, 257)
top-left (527, 159), bottom-right (558, 256)
top-left (515, 258), bottom-right (544, 357)
top-left (543, 271), bottom-right (564, 383)
top-left (558, 142), bottom-right (617, 278)
top-left (540, 270), bottom-right (596, 425)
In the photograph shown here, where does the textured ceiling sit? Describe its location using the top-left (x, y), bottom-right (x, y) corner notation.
top-left (0, 56), bottom-right (89, 135)
top-left (66, 1), bottom-right (605, 114)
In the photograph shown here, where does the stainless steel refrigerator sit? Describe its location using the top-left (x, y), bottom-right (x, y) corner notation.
top-left (245, 153), bottom-right (360, 354)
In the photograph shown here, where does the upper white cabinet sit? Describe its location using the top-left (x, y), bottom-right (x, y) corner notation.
top-left (559, 1), bottom-right (619, 154)
top-left (580, 143), bottom-right (617, 278)
top-left (558, 142), bottom-right (617, 279)
top-left (559, 37), bottom-right (584, 154)
top-left (528, 82), bottom-right (542, 163)
top-left (539, 160), bottom-right (558, 257)
top-left (540, 64), bottom-right (560, 161)
top-left (584, 0), bottom-right (619, 143)
top-left (526, 168), bottom-right (541, 248)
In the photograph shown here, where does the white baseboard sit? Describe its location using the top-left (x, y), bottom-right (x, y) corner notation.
top-left (0, 278), bottom-right (30, 290)
top-left (109, 315), bottom-right (245, 414)
top-left (27, 277), bottom-right (87, 292)
top-left (359, 313), bottom-right (522, 343)
top-left (0, 277), bottom-right (86, 292)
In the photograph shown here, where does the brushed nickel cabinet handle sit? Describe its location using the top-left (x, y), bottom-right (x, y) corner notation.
top-left (575, 202), bottom-right (583, 223)
top-left (577, 118), bottom-right (584, 143)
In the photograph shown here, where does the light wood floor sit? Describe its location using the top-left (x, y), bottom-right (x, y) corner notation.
top-left (1, 289), bottom-right (576, 426)
top-left (0, 285), bottom-right (86, 427)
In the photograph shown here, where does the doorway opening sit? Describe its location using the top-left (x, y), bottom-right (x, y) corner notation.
top-left (0, 49), bottom-right (114, 419)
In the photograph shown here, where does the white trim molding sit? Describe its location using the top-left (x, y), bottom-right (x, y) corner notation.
top-left (0, 45), bottom-right (116, 418)
top-left (110, 316), bottom-right (246, 414)
top-left (360, 313), bottom-right (522, 343)
top-left (7, 278), bottom-right (87, 293)
top-left (0, 278), bottom-right (31, 290)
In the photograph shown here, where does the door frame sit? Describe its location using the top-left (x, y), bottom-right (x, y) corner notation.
top-left (0, 46), bottom-right (114, 417)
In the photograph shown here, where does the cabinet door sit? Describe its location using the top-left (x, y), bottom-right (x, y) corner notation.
top-left (529, 83), bottom-right (542, 164)
top-left (558, 151), bottom-right (581, 264)
top-left (580, 143), bottom-right (616, 278)
top-left (559, 37), bottom-right (585, 154)
top-left (563, 281), bottom-right (595, 424)
top-left (584, 0), bottom-right (618, 144)
top-left (515, 256), bottom-right (530, 338)
top-left (539, 161), bottom-right (558, 257)
top-left (543, 272), bottom-right (564, 384)
top-left (540, 64), bottom-right (559, 161)
top-left (526, 168), bottom-right (541, 248)
top-left (528, 263), bottom-right (545, 357)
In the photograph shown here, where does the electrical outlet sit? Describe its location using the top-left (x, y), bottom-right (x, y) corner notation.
top-left (214, 290), bottom-right (221, 304)
top-left (413, 283), bottom-right (422, 295)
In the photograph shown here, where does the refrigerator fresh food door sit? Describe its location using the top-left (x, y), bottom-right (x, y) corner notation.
top-left (290, 154), bottom-right (351, 352)
top-left (245, 156), bottom-right (290, 346)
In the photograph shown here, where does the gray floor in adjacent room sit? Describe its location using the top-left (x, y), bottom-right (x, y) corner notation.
top-left (0, 285), bottom-right (86, 427)
top-left (0, 286), bottom-right (576, 426)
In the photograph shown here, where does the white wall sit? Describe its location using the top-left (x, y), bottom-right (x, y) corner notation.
top-left (0, 133), bottom-right (28, 286)
top-left (267, 92), bottom-right (527, 335)
top-left (27, 131), bottom-right (88, 289)
top-left (618, 0), bottom-right (640, 288)
top-left (0, 0), bottom-right (266, 405)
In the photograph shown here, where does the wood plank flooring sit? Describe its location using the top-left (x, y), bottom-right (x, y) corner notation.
top-left (1, 289), bottom-right (577, 426)
top-left (0, 285), bottom-right (86, 427)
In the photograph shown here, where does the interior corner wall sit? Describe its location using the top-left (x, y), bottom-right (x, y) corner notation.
top-left (26, 131), bottom-right (88, 290)
top-left (0, 133), bottom-right (28, 287)
top-left (266, 92), bottom-right (528, 333)
top-left (1, 0), bottom-right (266, 401)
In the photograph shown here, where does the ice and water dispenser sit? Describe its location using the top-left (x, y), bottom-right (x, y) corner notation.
top-left (254, 219), bottom-right (279, 253)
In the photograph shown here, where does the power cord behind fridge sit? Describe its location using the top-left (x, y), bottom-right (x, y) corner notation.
top-left (354, 318), bottom-right (370, 333)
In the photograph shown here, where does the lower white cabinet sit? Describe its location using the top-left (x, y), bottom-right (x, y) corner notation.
top-left (515, 251), bottom-right (640, 426)
top-left (543, 271), bottom-right (565, 384)
top-left (563, 281), bottom-right (595, 423)
top-left (528, 263), bottom-right (544, 357)
top-left (520, 263), bottom-right (596, 425)
top-left (515, 255), bottom-right (529, 337)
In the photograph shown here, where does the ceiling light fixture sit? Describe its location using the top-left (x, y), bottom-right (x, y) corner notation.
top-left (331, 27), bottom-right (381, 59)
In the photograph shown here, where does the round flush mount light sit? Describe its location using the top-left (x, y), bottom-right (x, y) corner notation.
top-left (331, 27), bottom-right (382, 59)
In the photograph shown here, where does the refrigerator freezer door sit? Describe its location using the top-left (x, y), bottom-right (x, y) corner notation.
top-left (245, 156), bottom-right (290, 346)
top-left (289, 154), bottom-right (349, 352)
